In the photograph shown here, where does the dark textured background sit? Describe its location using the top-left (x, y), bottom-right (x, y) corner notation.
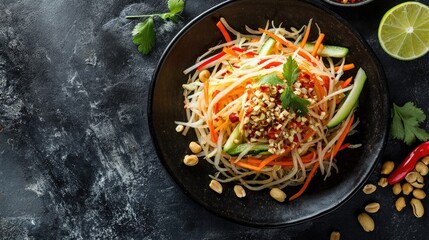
top-left (0, 0), bottom-right (428, 239)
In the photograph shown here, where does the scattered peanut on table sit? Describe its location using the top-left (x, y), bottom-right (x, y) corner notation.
top-left (392, 183), bottom-right (402, 195)
top-left (377, 177), bottom-right (388, 188)
top-left (395, 197), bottom-right (406, 212)
top-left (357, 212), bottom-right (375, 232)
top-left (365, 202), bottom-right (380, 213)
top-left (410, 198), bottom-right (424, 218)
top-left (330, 231), bottom-right (340, 240)
top-left (401, 183), bottom-right (413, 195)
top-left (362, 184), bottom-right (377, 194)
top-left (381, 161), bottom-right (395, 175)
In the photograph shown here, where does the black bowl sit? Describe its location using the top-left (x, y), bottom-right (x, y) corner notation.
top-left (149, 0), bottom-right (388, 227)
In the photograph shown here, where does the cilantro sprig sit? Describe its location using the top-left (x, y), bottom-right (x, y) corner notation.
top-left (280, 57), bottom-right (310, 116)
top-left (126, 0), bottom-right (185, 55)
top-left (391, 102), bottom-right (429, 145)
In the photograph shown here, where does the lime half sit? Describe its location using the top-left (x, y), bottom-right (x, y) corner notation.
top-left (378, 2), bottom-right (429, 60)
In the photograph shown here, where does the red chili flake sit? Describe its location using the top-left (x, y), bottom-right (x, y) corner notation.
top-left (260, 85), bottom-right (269, 92)
top-left (229, 113), bottom-right (239, 123)
top-left (267, 128), bottom-right (282, 140)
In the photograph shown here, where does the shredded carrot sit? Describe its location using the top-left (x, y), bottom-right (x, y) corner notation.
top-left (341, 77), bottom-right (353, 88)
top-left (334, 63), bottom-right (355, 72)
top-left (289, 161), bottom-right (319, 201)
top-left (300, 23), bottom-right (312, 48)
top-left (311, 33), bottom-right (325, 56)
top-left (223, 47), bottom-right (239, 58)
top-left (258, 28), bottom-right (318, 64)
top-left (258, 28), bottom-right (297, 50)
top-left (255, 154), bottom-right (283, 171)
top-left (302, 129), bottom-right (316, 141)
top-left (234, 161), bottom-right (261, 171)
top-left (251, 37), bottom-right (259, 43)
top-left (313, 76), bottom-right (326, 99)
top-left (332, 114), bottom-right (355, 158)
top-left (216, 21), bottom-right (232, 42)
top-left (232, 47), bottom-right (257, 57)
top-left (321, 76), bottom-right (330, 90)
top-left (208, 119), bottom-right (218, 143)
top-left (215, 118), bottom-right (230, 132)
top-left (204, 80), bottom-right (209, 105)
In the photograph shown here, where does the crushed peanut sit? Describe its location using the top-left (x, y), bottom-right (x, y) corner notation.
top-left (175, 124), bottom-right (184, 132)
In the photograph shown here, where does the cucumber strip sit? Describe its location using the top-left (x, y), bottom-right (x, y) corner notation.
top-left (223, 124), bottom-right (242, 152)
top-left (327, 68), bottom-right (367, 128)
top-left (226, 143), bottom-right (270, 156)
top-left (302, 43), bottom-right (349, 58)
top-left (259, 38), bottom-right (276, 56)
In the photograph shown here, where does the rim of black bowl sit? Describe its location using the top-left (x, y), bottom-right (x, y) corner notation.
top-left (322, 0), bottom-right (375, 7)
top-left (148, 0), bottom-right (389, 227)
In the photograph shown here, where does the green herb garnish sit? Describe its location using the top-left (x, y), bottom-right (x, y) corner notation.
top-left (126, 0), bottom-right (185, 55)
top-left (391, 102), bottom-right (429, 145)
top-left (257, 73), bottom-right (283, 85)
top-left (280, 57), bottom-right (310, 116)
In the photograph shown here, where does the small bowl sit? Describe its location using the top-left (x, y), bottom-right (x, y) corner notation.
top-left (322, 0), bottom-right (375, 7)
top-left (149, 0), bottom-right (388, 227)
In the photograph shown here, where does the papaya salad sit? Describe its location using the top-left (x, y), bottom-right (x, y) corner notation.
top-left (175, 18), bottom-right (366, 201)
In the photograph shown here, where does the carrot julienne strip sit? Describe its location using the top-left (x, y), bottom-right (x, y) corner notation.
top-left (332, 114), bottom-right (355, 158)
top-left (208, 119), bottom-right (218, 143)
top-left (311, 33), bottom-right (325, 56)
top-left (299, 23), bottom-right (312, 48)
top-left (341, 77), bottom-right (353, 88)
top-left (223, 47), bottom-right (239, 58)
top-left (334, 63), bottom-right (355, 72)
top-left (289, 161), bottom-right (320, 201)
top-left (234, 161), bottom-right (261, 172)
top-left (216, 21), bottom-right (232, 42)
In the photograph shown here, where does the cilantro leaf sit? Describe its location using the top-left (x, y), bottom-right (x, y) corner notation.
top-left (168, 0), bottom-right (185, 15)
top-left (291, 95), bottom-right (310, 116)
top-left (390, 104), bottom-right (405, 140)
top-left (279, 57), bottom-right (309, 116)
top-left (398, 102), bottom-right (426, 122)
top-left (390, 102), bottom-right (429, 145)
top-left (127, 0), bottom-right (185, 55)
top-left (258, 73), bottom-right (283, 85)
top-left (283, 56), bottom-right (300, 85)
top-left (132, 17), bottom-right (155, 55)
top-left (280, 87), bottom-right (293, 109)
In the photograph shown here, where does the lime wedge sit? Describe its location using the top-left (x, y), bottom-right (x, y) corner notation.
top-left (378, 2), bottom-right (429, 60)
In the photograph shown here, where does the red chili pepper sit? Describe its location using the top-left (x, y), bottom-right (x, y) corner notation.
top-left (231, 47), bottom-right (257, 57)
top-left (263, 61), bottom-right (283, 69)
top-left (387, 141), bottom-right (429, 185)
top-left (257, 59), bottom-right (283, 69)
top-left (197, 52), bottom-right (226, 71)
